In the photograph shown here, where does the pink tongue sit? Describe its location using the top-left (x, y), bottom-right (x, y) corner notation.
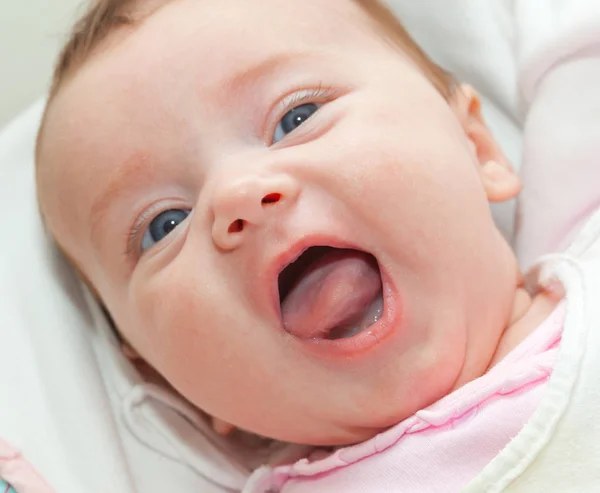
top-left (280, 250), bottom-right (382, 339)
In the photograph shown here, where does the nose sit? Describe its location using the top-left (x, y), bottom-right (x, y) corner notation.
top-left (211, 173), bottom-right (300, 251)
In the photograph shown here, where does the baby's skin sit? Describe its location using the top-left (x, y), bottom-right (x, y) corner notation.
top-left (37, 0), bottom-right (559, 446)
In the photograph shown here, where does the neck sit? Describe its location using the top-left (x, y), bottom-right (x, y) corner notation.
top-left (488, 281), bottom-right (564, 369)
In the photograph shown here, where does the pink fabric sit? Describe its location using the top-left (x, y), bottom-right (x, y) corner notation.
top-left (0, 440), bottom-right (54, 493)
top-left (251, 303), bottom-right (566, 493)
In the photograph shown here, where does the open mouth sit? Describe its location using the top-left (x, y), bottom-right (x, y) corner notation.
top-left (277, 246), bottom-right (384, 341)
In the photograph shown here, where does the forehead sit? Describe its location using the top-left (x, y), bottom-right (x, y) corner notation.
top-left (38, 0), bottom-right (390, 245)
top-left (52, 0), bottom-right (381, 118)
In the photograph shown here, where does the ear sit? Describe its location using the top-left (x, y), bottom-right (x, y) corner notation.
top-left (212, 417), bottom-right (236, 437)
top-left (450, 85), bottom-right (521, 203)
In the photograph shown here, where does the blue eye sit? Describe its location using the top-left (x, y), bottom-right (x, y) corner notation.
top-left (141, 209), bottom-right (191, 252)
top-left (273, 103), bottom-right (321, 144)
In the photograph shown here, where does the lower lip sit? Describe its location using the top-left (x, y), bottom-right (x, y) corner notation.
top-left (291, 269), bottom-right (402, 360)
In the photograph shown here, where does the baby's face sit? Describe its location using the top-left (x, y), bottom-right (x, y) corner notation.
top-left (40, 0), bottom-right (519, 445)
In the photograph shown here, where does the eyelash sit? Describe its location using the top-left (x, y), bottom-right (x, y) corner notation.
top-left (269, 84), bottom-right (341, 143)
top-left (125, 210), bottom-right (150, 259)
top-left (124, 201), bottom-right (190, 261)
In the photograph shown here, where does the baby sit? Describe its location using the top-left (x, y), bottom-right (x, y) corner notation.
top-left (34, 0), bottom-right (600, 492)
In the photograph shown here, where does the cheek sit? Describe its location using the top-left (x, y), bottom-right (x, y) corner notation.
top-left (126, 262), bottom-right (241, 397)
top-left (124, 256), bottom-right (290, 423)
top-left (324, 101), bottom-right (487, 262)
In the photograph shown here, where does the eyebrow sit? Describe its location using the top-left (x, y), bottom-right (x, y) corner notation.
top-left (223, 51), bottom-right (324, 101)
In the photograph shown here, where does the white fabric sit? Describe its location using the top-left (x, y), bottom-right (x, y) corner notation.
top-left (512, 0), bottom-right (600, 268)
top-left (0, 1), bottom-right (597, 492)
top-left (465, 207), bottom-right (600, 492)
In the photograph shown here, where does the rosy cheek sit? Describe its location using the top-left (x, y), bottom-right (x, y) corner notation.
top-left (127, 269), bottom-right (208, 360)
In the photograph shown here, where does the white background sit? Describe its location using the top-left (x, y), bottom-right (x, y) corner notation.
top-left (0, 0), bottom-right (83, 129)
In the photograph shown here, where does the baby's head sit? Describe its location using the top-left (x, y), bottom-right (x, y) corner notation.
top-left (36, 0), bottom-right (522, 446)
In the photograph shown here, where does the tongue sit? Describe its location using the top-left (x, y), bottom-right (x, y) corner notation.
top-left (281, 250), bottom-right (382, 340)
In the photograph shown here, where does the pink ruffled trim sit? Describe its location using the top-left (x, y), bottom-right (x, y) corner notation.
top-left (284, 360), bottom-right (554, 477)
top-left (0, 439), bottom-right (54, 493)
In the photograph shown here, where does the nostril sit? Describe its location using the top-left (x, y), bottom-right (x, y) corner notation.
top-left (228, 219), bottom-right (246, 234)
top-left (262, 193), bottom-right (282, 205)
